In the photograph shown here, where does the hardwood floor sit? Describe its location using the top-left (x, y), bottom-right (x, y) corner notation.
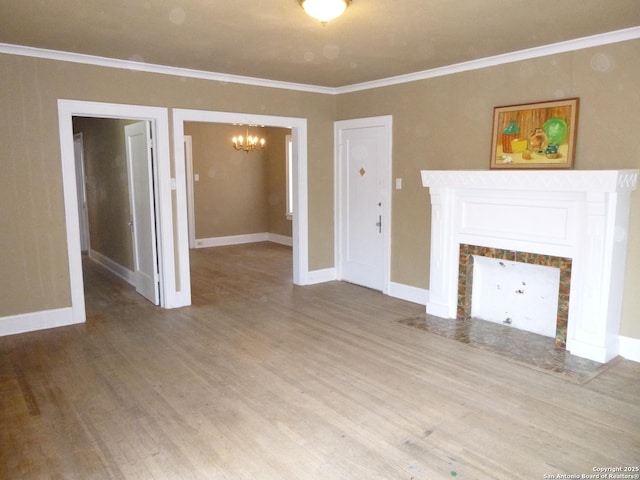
top-left (2, 242), bottom-right (639, 479)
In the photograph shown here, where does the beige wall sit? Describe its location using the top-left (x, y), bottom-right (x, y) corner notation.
top-left (0, 53), bottom-right (335, 317)
top-left (73, 117), bottom-right (136, 270)
top-left (336, 39), bottom-right (640, 339)
top-left (185, 122), bottom-right (267, 238)
top-left (1, 39), bottom-right (638, 340)
top-left (183, 123), bottom-right (292, 240)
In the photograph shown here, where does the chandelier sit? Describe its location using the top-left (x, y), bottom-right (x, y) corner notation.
top-left (299, 0), bottom-right (351, 24)
top-left (232, 127), bottom-right (265, 153)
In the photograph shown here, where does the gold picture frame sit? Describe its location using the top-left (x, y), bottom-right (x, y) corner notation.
top-left (490, 98), bottom-right (579, 169)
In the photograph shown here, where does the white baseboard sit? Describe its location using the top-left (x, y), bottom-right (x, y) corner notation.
top-left (568, 339), bottom-right (618, 364)
top-left (619, 336), bottom-right (640, 363)
top-left (89, 249), bottom-right (135, 286)
top-left (267, 233), bottom-right (293, 247)
top-left (426, 302), bottom-right (455, 319)
top-left (195, 233), bottom-right (293, 248)
top-left (388, 282), bottom-right (429, 305)
top-left (302, 275), bottom-right (429, 302)
top-left (306, 268), bottom-right (337, 285)
top-left (195, 233), bottom-right (268, 248)
top-left (0, 307), bottom-right (78, 336)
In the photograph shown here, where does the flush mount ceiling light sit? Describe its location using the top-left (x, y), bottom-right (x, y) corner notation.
top-left (298, 0), bottom-right (351, 24)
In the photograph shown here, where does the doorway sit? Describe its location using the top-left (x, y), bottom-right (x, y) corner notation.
top-left (335, 116), bottom-right (392, 292)
top-left (72, 117), bottom-right (160, 306)
top-left (58, 100), bottom-right (181, 326)
top-left (172, 109), bottom-right (309, 286)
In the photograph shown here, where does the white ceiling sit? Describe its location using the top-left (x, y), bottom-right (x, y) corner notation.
top-left (1, 0), bottom-right (639, 88)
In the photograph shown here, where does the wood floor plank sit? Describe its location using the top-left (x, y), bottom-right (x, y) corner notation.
top-left (1, 242), bottom-right (639, 479)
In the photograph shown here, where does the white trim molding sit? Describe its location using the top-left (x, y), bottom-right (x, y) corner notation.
top-left (88, 250), bottom-right (135, 286)
top-left (2, 27), bottom-right (638, 94)
top-left (268, 233), bottom-right (293, 247)
top-left (0, 308), bottom-right (76, 337)
top-left (195, 233), bottom-right (293, 249)
top-left (336, 27), bottom-right (640, 93)
top-left (388, 283), bottom-right (429, 306)
top-left (0, 43), bottom-right (334, 95)
top-left (619, 336), bottom-right (640, 363)
top-left (195, 233), bottom-right (269, 248)
top-left (306, 268), bottom-right (337, 285)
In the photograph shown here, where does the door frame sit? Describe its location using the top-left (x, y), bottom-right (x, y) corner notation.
top-left (334, 115), bottom-right (393, 293)
top-left (172, 109), bottom-right (309, 285)
top-left (58, 99), bottom-right (184, 325)
top-left (183, 135), bottom-right (197, 249)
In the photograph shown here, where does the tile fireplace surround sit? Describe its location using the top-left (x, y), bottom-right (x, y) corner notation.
top-left (420, 169), bottom-right (639, 363)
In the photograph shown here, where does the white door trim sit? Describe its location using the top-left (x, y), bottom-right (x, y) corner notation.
top-left (184, 135), bottom-right (196, 249)
top-left (58, 99), bottom-right (182, 326)
top-left (334, 115), bottom-right (393, 294)
top-left (172, 109), bottom-right (309, 286)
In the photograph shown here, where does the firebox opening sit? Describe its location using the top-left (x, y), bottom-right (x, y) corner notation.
top-left (457, 243), bottom-right (572, 348)
top-left (470, 256), bottom-right (560, 338)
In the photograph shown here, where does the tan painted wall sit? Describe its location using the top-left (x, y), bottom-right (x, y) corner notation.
top-left (73, 117), bottom-right (136, 270)
top-left (1, 39), bottom-right (638, 341)
top-left (185, 122), bottom-right (268, 238)
top-left (0, 53), bottom-right (335, 317)
top-left (183, 123), bottom-right (292, 239)
top-left (336, 39), bottom-right (640, 339)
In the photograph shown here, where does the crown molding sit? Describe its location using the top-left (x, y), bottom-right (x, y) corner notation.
top-left (0, 43), bottom-right (336, 95)
top-left (336, 27), bottom-right (640, 94)
top-left (1, 27), bottom-right (638, 96)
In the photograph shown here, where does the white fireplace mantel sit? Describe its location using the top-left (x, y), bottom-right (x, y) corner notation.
top-left (421, 169), bottom-right (639, 363)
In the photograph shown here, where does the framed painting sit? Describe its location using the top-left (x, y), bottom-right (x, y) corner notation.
top-left (490, 98), bottom-right (579, 169)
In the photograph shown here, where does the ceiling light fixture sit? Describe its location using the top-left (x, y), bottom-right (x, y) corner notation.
top-left (298, 0), bottom-right (351, 24)
top-left (232, 127), bottom-right (265, 153)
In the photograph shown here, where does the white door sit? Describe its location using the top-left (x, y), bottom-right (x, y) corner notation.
top-left (125, 121), bottom-right (160, 305)
top-left (336, 116), bottom-right (392, 291)
top-left (73, 133), bottom-right (90, 252)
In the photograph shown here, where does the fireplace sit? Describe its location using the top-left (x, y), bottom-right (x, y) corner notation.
top-left (421, 169), bottom-right (638, 363)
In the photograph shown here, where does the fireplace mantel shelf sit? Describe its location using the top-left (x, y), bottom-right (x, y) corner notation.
top-left (421, 169), bottom-right (639, 192)
top-left (420, 168), bottom-right (639, 363)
